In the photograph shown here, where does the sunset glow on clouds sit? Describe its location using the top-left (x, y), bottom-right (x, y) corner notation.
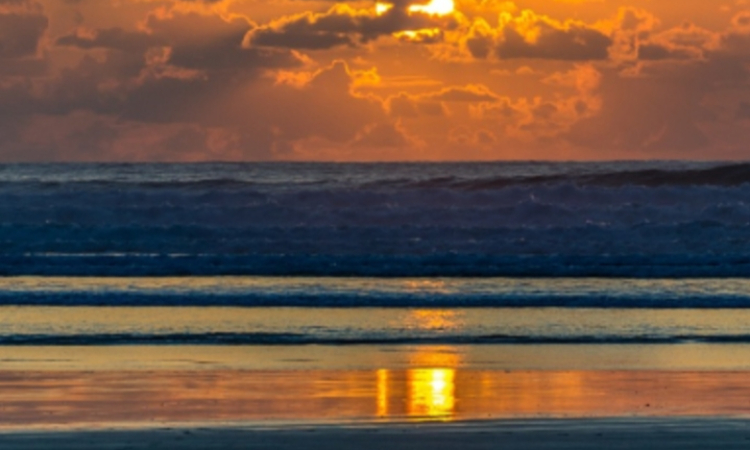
top-left (3, 0), bottom-right (750, 161)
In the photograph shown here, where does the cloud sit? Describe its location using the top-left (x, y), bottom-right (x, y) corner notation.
top-left (56, 27), bottom-right (159, 53)
top-left (57, 11), bottom-right (295, 73)
top-left (737, 102), bottom-right (750, 120)
top-left (384, 84), bottom-right (498, 121)
top-left (0, 3), bottom-right (381, 160)
top-left (246, 2), bottom-right (457, 50)
top-left (496, 10), bottom-right (612, 60)
top-left (563, 58), bottom-right (722, 154)
top-left (3, 1), bottom-right (750, 161)
top-left (425, 85), bottom-right (499, 102)
top-left (448, 125), bottom-right (496, 147)
top-left (351, 121), bottom-right (415, 148)
top-left (458, 10), bottom-right (612, 61)
top-left (0, 55), bottom-right (387, 160)
top-left (386, 93), bottom-right (446, 117)
top-left (0, 0), bottom-right (47, 60)
top-left (558, 10), bottom-right (750, 156)
top-left (637, 43), bottom-right (696, 61)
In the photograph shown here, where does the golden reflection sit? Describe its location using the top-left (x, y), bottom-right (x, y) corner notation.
top-left (8, 369), bottom-right (750, 427)
top-left (377, 369), bottom-right (389, 417)
top-left (405, 309), bottom-right (461, 331)
top-left (408, 346), bottom-right (459, 419)
top-left (403, 279), bottom-right (447, 292)
top-left (407, 368), bottom-right (456, 419)
top-left (376, 346), bottom-right (460, 420)
top-left (410, 345), bottom-right (461, 367)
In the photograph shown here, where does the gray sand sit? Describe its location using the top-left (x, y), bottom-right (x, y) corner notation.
top-left (3, 419), bottom-right (750, 449)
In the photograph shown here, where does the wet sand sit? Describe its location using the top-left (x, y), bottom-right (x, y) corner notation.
top-left (4, 344), bottom-right (750, 447)
top-left (3, 419), bottom-right (750, 449)
top-left (4, 369), bottom-right (750, 426)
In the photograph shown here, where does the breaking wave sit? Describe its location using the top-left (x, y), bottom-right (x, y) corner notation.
top-left (5, 332), bottom-right (750, 346)
top-left (3, 161), bottom-right (750, 277)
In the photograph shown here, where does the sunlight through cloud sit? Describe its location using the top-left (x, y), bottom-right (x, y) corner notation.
top-left (408, 0), bottom-right (455, 16)
top-left (375, 2), bottom-right (393, 15)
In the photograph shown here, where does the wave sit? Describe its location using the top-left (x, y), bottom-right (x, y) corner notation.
top-left (403, 163), bottom-right (750, 189)
top-left (3, 161), bottom-right (750, 189)
top-left (4, 332), bottom-right (750, 345)
top-left (5, 291), bottom-right (750, 308)
top-left (3, 162), bottom-right (750, 277)
top-left (2, 251), bottom-right (750, 278)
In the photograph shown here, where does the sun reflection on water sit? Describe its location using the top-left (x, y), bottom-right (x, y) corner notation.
top-left (377, 369), bottom-right (389, 417)
top-left (407, 309), bottom-right (460, 331)
top-left (377, 346), bottom-right (460, 420)
top-left (376, 366), bottom-right (458, 420)
top-left (407, 368), bottom-right (456, 419)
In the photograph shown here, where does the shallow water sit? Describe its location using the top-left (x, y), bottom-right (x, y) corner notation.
top-left (5, 302), bottom-right (750, 345)
top-left (4, 276), bottom-right (750, 308)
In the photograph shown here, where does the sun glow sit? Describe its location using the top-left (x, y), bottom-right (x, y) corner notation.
top-left (376, 0), bottom-right (455, 17)
top-left (375, 2), bottom-right (393, 15)
top-left (408, 368), bottom-right (456, 418)
top-left (408, 0), bottom-right (455, 16)
top-left (393, 28), bottom-right (442, 42)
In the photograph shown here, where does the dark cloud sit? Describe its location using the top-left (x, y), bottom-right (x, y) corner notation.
top-left (384, 85), bottom-right (497, 119)
top-left (41, 10), bottom-right (302, 123)
top-left (496, 23), bottom-right (612, 61)
top-left (737, 102), bottom-right (750, 120)
top-left (465, 35), bottom-right (491, 59)
top-left (0, 7), bottom-right (47, 59)
top-left (463, 12), bottom-right (612, 62)
top-left (352, 122), bottom-right (411, 147)
top-left (57, 27), bottom-right (159, 52)
top-left (57, 12), bottom-right (288, 72)
top-left (637, 43), bottom-right (694, 61)
top-left (247, 3), bottom-right (456, 50)
top-left (0, 7), bottom-right (315, 160)
top-left (425, 86), bottom-right (498, 102)
top-left (566, 65), bottom-right (713, 153)
top-left (387, 93), bottom-right (445, 117)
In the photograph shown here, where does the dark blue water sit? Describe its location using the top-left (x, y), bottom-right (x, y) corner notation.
top-left (2, 161), bottom-right (750, 277)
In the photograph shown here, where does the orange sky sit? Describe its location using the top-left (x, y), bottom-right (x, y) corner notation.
top-left (2, 0), bottom-right (750, 161)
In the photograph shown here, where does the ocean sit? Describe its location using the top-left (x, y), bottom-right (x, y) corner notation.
top-left (4, 161), bottom-right (750, 279)
top-left (4, 161), bottom-right (750, 425)
top-left (2, 161), bottom-right (750, 344)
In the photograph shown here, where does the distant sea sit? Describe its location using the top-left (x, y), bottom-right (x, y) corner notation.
top-left (3, 161), bottom-right (750, 347)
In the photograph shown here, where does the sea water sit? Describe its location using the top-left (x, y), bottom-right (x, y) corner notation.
top-left (2, 162), bottom-right (750, 354)
top-left (2, 161), bottom-right (750, 278)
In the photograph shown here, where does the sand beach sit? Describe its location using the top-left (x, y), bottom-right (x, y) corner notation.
top-left (4, 342), bottom-right (750, 448)
top-left (3, 419), bottom-right (750, 450)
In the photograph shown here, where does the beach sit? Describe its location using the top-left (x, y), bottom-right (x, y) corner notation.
top-left (8, 367), bottom-right (750, 425)
top-left (4, 343), bottom-right (750, 447)
top-left (4, 419), bottom-right (750, 449)
top-left (4, 303), bottom-right (750, 448)
top-left (5, 362), bottom-right (750, 449)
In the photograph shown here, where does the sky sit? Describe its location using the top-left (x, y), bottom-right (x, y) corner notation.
top-left (2, 0), bottom-right (750, 161)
